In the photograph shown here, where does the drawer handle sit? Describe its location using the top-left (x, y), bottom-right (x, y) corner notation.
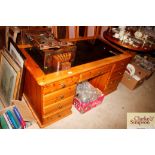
top-left (60, 83), bottom-right (66, 88)
top-left (58, 114), bottom-right (61, 118)
top-left (119, 72), bottom-right (123, 75)
top-left (98, 71), bottom-right (103, 75)
top-left (110, 81), bottom-right (113, 84)
top-left (58, 104), bottom-right (63, 109)
top-left (60, 95), bottom-right (64, 99)
top-left (47, 117), bottom-right (53, 121)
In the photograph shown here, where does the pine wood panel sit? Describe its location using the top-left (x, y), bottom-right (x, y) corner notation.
top-left (106, 77), bottom-right (123, 88)
top-left (24, 69), bottom-right (42, 121)
top-left (114, 58), bottom-right (131, 71)
top-left (110, 68), bottom-right (126, 80)
top-left (90, 72), bottom-right (110, 92)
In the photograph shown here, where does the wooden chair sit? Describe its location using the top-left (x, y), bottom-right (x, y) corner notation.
top-left (5, 26), bottom-right (20, 49)
top-left (51, 26), bottom-right (102, 41)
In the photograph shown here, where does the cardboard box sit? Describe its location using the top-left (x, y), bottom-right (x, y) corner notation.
top-left (121, 72), bottom-right (144, 90)
top-left (131, 62), bottom-right (153, 80)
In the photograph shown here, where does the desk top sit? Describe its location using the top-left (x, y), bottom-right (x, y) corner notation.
top-left (19, 38), bottom-right (132, 86)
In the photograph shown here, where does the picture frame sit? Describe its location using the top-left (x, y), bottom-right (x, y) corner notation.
top-left (0, 98), bottom-right (4, 110)
top-left (8, 37), bottom-right (25, 68)
top-left (8, 38), bottom-right (26, 100)
top-left (0, 49), bottom-right (21, 106)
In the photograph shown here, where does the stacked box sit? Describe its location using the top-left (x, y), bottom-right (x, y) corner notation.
top-left (132, 55), bottom-right (155, 79)
top-left (121, 54), bottom-right (155, 90)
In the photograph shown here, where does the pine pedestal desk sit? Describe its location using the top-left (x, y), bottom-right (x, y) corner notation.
top-left (19, 38), bottom-right (133, 128)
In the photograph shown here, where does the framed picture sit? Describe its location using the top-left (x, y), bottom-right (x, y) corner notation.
top-left (8, 38), bottom-right (26, 100)
top-left (8, 37), bottom-right (25, 68)
top-left (0, 98), bottom-right (4, 110)
top-left (0, 50), bottom-right (21, 106)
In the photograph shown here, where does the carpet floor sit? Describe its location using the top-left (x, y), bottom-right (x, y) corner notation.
top-left (46, 73), bottom-right (155, 129)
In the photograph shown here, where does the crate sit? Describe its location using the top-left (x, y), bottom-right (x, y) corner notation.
top-left (74, 89), bottom-right (104, 114)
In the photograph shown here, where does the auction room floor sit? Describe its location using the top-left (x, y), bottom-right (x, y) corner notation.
top-left (46, 73), bottom-right (155, 129)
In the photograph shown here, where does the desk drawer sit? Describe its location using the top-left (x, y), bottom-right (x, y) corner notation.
top-left (79, 65), bottom-right (111, 82)
top-left (43, 95), bottom-right (74, 115)
top-left (43, 75), bottom-right (79, 94)
top-left (42, 108), bottom-right (72, 124)
top-left (43, 85), bottom-right (76, 106)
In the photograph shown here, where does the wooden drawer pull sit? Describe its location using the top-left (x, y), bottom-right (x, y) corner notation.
top-left (59, 95), bottom-right (64, 99)
top-left (58, 114), bottom-right (61, 118)
top-left (60, 83), bottom-right (66, 88)
top-left (121, 63), bottom-right (125, 66)
top-left (110, 81), bottom-right (113, 84)
top-left (58, 104), bottom-right (63, 109)
top-left (98, 71), bottom-right (103, 75)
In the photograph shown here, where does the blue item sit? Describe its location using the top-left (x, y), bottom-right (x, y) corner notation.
top-left (6, 110), bottom-right (20, 129)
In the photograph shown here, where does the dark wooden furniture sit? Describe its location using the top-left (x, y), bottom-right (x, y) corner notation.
top-left (103, 30), bottom-right (155, 52)
top-left (0, 27), bottom-right (5, 49)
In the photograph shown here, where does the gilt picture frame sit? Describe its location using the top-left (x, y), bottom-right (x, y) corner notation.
top-left (0, 50), bottom-right (21, 106)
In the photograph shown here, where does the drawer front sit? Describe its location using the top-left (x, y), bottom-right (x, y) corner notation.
top-left (43, 96), bottom-right (74, 115)
top-left (43, 75), bottom-right (79, 94)
top-left (43, 85), bottom-right (76, 106)
top-left (114, 58), bottom-right (130, 71)
top-left (79, 65), bottom-right (111, 82)
top-left (42, 108), bottom-right (72, 124)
